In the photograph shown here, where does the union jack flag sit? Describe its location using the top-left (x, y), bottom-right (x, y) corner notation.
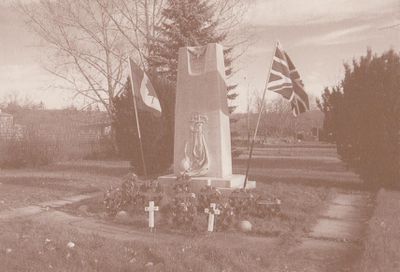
top-left (267, 43), bottom-right (309, 116)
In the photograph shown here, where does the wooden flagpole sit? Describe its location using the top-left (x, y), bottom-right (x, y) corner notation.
top-left (128, 58), bottom-right (148, 178)
top-left (243, 41), bottom-right (278, 189)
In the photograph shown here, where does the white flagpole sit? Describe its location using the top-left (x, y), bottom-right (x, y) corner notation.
top-left (243, 41), bottom-right (279, 188)
top-left (128, 58), bottom-right (148, 178)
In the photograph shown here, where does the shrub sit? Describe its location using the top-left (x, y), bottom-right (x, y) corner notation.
top-left (317, 50), bottom-right (400, 187)
top-left (83, 137), bottom-right (117, 160)
top-left (111, 79), bottom-right (172, 175)
top-left (104, 173), bottom-right (282, 232)
top-left (0, 127), bottom-right (59, 168)
top-left (166, 181), bottom-right (200, 231)
top-left (103, 173), bottom-right (163, 216)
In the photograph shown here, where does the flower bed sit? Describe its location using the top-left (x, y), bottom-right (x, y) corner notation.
top-left (59, 172), bottom-right (332, 237)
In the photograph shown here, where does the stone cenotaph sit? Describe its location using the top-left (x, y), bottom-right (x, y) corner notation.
top-left (158, 43), bottom-right (255, 190)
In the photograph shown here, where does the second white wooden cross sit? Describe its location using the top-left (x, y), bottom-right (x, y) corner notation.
top-left (204, 203), bottom-right (220, 232)
top-left (145, 201), bottom-right (159, 229)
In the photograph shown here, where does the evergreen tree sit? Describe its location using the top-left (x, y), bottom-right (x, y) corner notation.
top-left (147, 0), bottom-right (240, 162)
top-left (316, 86), bottom-right (344, 143)
top-left (112, 79), bottom-right (168, 175)
top-left (113, 0), bottom-right (241, 174)
top-left (318, 49), bottom-right (400, 187)
top-left (147, 0), bottom-right (238, 112)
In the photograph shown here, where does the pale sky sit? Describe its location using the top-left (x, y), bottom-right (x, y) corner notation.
top-left (0, 0), bottom-right (399, 111)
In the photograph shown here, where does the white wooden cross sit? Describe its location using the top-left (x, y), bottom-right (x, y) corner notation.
top-left (204, 203), bottom-right (220, 232)
top-left (145, 201), bottom-right (159, 229)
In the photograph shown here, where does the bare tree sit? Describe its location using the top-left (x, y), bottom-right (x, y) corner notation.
top-left (0, 92), bottom-right (45, 111)
top-left (252, 91), bottom-right (295, 141)
top-left (17, 0), bottom-right (249, 117)
top-left (17, 0), bottom-right (163, 118)
top-left (94, 0), bottom-right (165, 67)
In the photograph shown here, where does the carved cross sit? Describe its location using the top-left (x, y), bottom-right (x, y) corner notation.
top-left (145, 201), bottom-right (159, 229)
top-left (204, 203), bottom-right (220, 232)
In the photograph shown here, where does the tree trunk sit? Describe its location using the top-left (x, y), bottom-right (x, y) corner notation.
top-left (108, 101), bottom-right (120, 156)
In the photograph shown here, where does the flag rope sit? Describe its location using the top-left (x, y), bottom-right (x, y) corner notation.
top-left (243, 41), bottom-right (279, 189)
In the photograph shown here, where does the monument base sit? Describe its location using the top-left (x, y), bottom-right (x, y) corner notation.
top-left (157, 174), bottom-right (256, 193)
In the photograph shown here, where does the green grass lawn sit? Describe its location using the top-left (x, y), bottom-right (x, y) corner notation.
top-left (235, 144), bottom-right (337, 158)
top-left (0, 177), bottom-right (97, 211)
top-left (43, 162), bottom-right (132, 178)
top-left (1, 144), bottom-right (359, 271)
top-left (354, 189), bottom-right (400, 272)
top-left (0, 218), bottom-right (287, 272)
